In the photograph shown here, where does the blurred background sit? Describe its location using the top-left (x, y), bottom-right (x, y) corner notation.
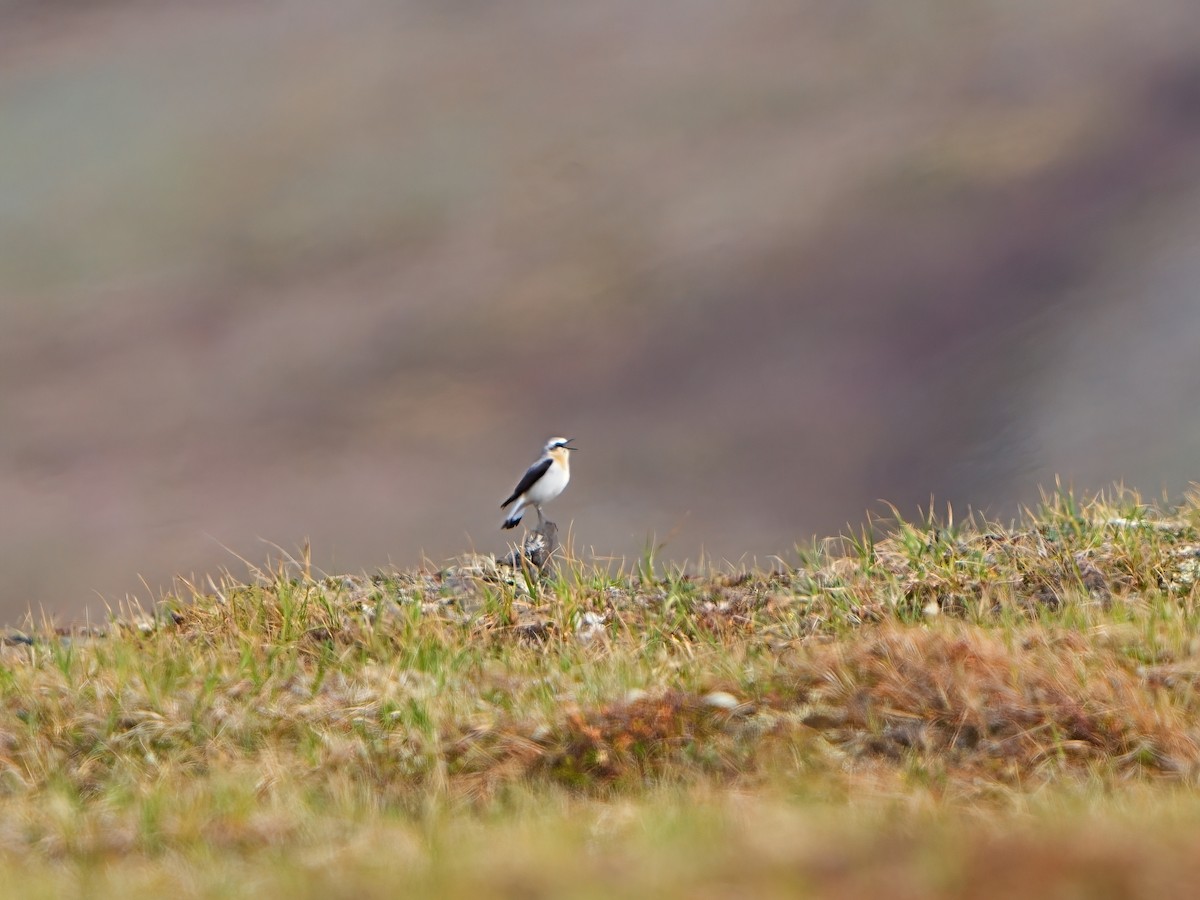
top-left (3, 0), bottom-right (1200, 621)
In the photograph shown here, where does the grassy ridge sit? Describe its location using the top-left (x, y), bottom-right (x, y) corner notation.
top-left (4, 487), bottom-right (1200, 896)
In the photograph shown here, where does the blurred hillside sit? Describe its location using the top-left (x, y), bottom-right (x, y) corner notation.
top-left (2, 0), bottom-right (1199, 619)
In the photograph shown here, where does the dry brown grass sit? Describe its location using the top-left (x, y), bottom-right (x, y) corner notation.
top-left (795, 626), bottom-right (1200, 777)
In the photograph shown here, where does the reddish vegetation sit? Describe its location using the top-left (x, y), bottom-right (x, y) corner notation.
top-left (544, 691), bottom-right (727, 784)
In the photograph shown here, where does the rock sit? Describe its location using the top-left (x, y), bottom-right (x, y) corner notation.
top-left (497, 521), bottom-right (559, 571)
top-left (702, 691), bottom-right (741, 710)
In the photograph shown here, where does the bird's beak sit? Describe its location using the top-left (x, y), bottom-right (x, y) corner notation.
top-left (566, 439), bottom-right (579, 451)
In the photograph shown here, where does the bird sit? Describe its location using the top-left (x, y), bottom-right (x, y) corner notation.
top-left (500, 437), bottom-right (577, 530)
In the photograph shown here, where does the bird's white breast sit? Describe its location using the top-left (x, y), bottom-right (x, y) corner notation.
top-left (527, 458), bottom-right (569, 504)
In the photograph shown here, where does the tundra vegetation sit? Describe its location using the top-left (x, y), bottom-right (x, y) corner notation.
top-left (4, 487), bottom-right (1200, 897)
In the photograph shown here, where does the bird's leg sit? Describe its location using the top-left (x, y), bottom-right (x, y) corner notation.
top-left (535, 505), bottom-right (546, 532)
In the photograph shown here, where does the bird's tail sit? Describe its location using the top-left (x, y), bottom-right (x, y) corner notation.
top-left (501, 498), bottom-right (525, 530)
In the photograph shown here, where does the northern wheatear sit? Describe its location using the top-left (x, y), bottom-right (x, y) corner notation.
top-left (501, 437), bottom-right (577, 530)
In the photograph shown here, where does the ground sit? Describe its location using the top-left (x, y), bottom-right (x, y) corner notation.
top-left (0, 487), bottom-right (1199, 896)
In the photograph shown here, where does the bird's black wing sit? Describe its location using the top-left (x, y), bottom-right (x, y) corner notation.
top-left (501, 458), bottom-right (552, 508)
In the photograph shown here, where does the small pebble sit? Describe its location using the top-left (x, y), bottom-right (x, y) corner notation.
top-left (702, 691), bottom-right (740, 710)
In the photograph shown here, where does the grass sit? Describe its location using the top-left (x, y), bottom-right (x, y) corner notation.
top-left (4, 486), bottom-right (1200, 896)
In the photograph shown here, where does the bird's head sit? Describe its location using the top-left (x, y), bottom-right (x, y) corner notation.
top-left (544, 436), bottom-right (578, 455)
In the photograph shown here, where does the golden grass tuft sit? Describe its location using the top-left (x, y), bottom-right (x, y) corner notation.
top-left (795, 625), bottom-right (1200, 777)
